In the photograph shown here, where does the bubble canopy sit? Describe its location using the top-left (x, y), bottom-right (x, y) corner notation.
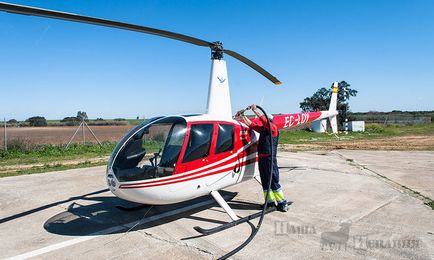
top-left (108, 116), bottom-right (187, 182)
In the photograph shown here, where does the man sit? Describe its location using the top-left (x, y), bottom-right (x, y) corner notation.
top-left (239, 104), bottom-right (290, 212)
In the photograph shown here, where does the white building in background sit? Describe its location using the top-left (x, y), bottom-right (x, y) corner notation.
top-left (311, 120), bottom-right (366, 133)
top-left (344, 121), bottom-right (365, 132)
top-left (311, 119), bottom-right (327, 133)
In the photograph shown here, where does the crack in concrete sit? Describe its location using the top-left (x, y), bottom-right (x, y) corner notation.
top-left (334, 151), bottom-right (434, 208)
top-left (138, 229), bottom-right (216, 258)
top-left (346, 196), bottom-right (399, 223)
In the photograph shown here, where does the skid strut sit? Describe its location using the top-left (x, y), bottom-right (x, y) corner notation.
top-left (194, 190), bottom-right (292, 236)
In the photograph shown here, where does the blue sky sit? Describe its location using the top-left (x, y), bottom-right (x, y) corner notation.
top-left (1, 0), bottom-right (433, 120)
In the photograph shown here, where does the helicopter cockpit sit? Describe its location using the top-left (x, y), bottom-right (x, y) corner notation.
top-left (109, 117), bottom-right (187, 182)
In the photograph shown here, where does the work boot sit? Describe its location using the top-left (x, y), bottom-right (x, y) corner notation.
top-left (263, 201), bottom-right (276, 209)
top-left (277, 200), bottom-right (292, 212)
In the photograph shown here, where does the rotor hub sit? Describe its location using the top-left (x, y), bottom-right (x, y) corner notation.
top-left (211, 41), bottom-right (224, 60)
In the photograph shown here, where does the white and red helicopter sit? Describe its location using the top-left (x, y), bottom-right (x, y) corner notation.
top-left (0, 2), bottom-right (339, 235)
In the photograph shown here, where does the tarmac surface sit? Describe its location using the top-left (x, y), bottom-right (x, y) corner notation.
top-left (0, 150), bottom-right (433, 259)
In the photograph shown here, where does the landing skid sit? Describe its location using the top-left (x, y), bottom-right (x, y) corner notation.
top-left (193, 190), bottom-right (282, 236)
top-left (193, 206), bottom-right (276, 236)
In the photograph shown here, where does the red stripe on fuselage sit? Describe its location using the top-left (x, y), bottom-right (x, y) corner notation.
top-left (119, 157), bottom-right (258, 189)
top-left (119, 152), bottom-right (244, 188)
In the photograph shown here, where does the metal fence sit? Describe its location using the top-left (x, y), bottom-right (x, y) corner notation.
top-left (0, 118), bottom-right (135, 151)
top-left (349, 114), bottom-right (432, 126)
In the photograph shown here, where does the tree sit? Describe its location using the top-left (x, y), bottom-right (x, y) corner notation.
top-left (299, 81), bottom-right (357, 127)
top-left (7, 119), bottom-right (18, 127)
top-left (76, 111), bottom-right (88, 121)
top-left (61, 116), bottom-right (80, 126)
top-left (26, 116), bottom-right (47, 127)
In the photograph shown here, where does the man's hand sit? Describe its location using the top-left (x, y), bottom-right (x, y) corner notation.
top-left (250, 104), bottom-right (262, 118)
top-left (235, 109), bottom-right (245, 117)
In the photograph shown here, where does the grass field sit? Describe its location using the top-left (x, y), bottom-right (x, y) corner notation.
top-left (0, 161), bottom-right (107, 178)
top-left (0, 142), bottom-right (116, 167)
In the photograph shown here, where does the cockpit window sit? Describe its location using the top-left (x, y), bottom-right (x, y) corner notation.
top-left (111, 117), bottom-right (186, 182)
top-left (159, 123), bottom-right (186, 167)
top-left (183, 124), bottom-right (214, 163)
top-left (215, 124), bottom-right (234, 154)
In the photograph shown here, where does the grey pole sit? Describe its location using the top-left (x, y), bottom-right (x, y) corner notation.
top-left (82, 118), bottom-right (85, 144)
top-left (3, 118), bottom-right (7, 151)
top-left (66, 121), bottom-right (83, 148)
top-left (84, 121), bottom-right (102, 147)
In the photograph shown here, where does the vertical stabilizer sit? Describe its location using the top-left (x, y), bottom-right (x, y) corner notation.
top-left (329, 115), bottom-right (338, 134)
top-left (206, 59), bottom-right (232, 119)
top-left (329, 81), bottom-right (338, 111)
top-left (328, 81), bottom-right (339, 133)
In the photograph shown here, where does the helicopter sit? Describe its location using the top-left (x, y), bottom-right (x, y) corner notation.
top-left (0, 2), bottom-right (339, 233)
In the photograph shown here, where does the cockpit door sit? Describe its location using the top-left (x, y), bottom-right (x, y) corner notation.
top-left (175, 123), bottom-right (216, 174)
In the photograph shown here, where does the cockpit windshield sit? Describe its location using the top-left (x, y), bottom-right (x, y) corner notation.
top-left (111, 117), bottom-right (187, 182)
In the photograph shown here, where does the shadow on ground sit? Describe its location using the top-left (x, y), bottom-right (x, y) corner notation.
top-left (43, 191), bottom-right (261, 237)
top-left (0, 189), bottom-right (109, 225)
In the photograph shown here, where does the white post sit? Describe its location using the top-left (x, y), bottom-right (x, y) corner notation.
top-left (344, 86), bottom-right (348, 135)
top-left (3, 118), bottom-right (7, 151)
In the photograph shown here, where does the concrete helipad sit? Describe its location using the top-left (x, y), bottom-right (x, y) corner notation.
top-left (0, 150), bottom-right (433, 259)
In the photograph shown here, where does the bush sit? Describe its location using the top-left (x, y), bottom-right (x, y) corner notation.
top-left (6, 138), bottom-right (35, 152)
top-left (61, 117), bottom-right (80, 126)
top-left (6, 119), bottom-right (18, 127)
top-left (26, 116), bottom-right (47, 127)
top-left (87, 120), bottom-right (128, 126)
top-left (152, 132), bottom-right (166, 142)
top-left (61, 117), bottom-right (79, 122)
top-left (0, 141), bottom-right (117, 160)
top-left (365, 123), bottom-right (385, 133)
top-left (386, 123), bottom-right (400, 128)
top-left (114, 118), bottom-right (126, 121)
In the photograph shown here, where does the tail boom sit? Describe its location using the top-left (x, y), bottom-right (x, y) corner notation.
top-left (273, 110), bottom-right (338, 130)
top-left (273, 81), bottom-right (339, 133)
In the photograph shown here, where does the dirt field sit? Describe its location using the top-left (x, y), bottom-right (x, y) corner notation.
top-left (0, 125), bottom-right (134, 145)
top-left (282, 135), bottom-right (434, 151)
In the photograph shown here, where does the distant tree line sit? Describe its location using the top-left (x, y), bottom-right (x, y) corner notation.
top-left (26, 116), bottom-right (48, 127)
top-left (3, 111), bottom-right (136, 127)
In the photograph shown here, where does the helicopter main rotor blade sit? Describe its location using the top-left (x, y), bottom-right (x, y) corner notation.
top-left (0, 2), bottom-right (211, 47)
top-left (0, 2), bottom-right (281, 85)
top-left (224, 49), bottom-right (282, 85)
